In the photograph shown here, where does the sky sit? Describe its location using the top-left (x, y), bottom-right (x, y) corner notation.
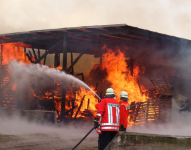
top-left (0, 0), bottom-right (191, 40)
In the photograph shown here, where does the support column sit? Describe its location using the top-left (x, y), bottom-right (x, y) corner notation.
top-left (37, 49), bottom-right (40, 59)
top-left (24, 47), bottom-right (26, 62)
top-left (61, 35), bottom-right (67, 121)
top-left (54, 53), bottom-right (60, 68)
top-left (70, 52), bottom-right (73, 74)
top-left (0, 45), bottom-right (3, 69)
top-left (129, 56), bottom-right (134, 76)
top-left (0, 45), bottom-right (3, 108)
top-left (43, 50), bottom-right (47, 65)
top-left (0, 45), bottom-right (3, 89)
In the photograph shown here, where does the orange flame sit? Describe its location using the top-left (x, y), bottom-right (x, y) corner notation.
top-left (101, 49), bottom-right (149, 103)
top-left (74, 86), bottom-right (98, 118)
top-left (1, 42), bottom-right (31, 65)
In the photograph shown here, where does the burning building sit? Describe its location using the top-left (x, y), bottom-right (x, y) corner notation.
top-left (0, 24), bottom-right (190, 126)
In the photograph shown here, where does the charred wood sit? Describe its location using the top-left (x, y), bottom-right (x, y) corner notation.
top-left (70, 52), bottom-right (74, 74)
top-left (43, 50), bottom-right (47, 65)
top-left (65, 105), bottom-right (77, 117)
top-left (61, 36), bottom-right (67, 122)
top-left (87, 99), bottom-right (90, 110)
top-left (81, 109), bottom-right (93, 118)
top-left (24, 47), bottom-right (26, 61)
top-left (66, 36), bottom-right (97, 73)
top-left (95, 82), bottom-right (98, 90)
top-left (32, 47), bottom-right (37, 60)
top-left (33, 40), bottom-right (62, 64)
top-left (28, 50), bottom-right (33, 58)
top-left (99, 91), bottom-right (103, 102)
top-left (54, 53), bottom-right (60, 68)
top-left (71, 98), bottom-right (76, 118)
top-left (74, 95), bottom-right (85, 119)
top-left (26, 53), bottom-right (34, 63)
top-left (137, 78), bottom-right (143, 95)
top-left (77, 73), bottom-right (84, 81)
top-left (37, 49), bottom-right (40, 59)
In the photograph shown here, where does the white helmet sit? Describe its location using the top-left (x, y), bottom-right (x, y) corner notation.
top-left (120, 91), bottom-right (128, 100)
top-left (105, 88), bottom-right (115, 98)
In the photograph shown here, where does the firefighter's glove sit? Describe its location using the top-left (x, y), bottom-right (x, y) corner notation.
top-left (119, 124), bottom-right (124, 131)
top-left (94, 117), bottom-right (99, 129)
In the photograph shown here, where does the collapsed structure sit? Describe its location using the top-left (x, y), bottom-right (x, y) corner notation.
top-left (0, 24), bottom-right (190, 125)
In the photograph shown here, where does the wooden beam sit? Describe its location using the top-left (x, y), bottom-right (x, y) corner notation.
top-left (33, 40), bottom-right (62, 64)
top-left (28, 50), bottom-right (33, 58)
top-left (70, 52), bottom-right (73, 74)
top-left (87, 99), bottom-right (90, 110)
top-left (129, 54), bottom-right (134, 76)
top-left (61, 35), bottom-right (67, 121)
top-left (54, 53), bottom-right (60, 68)
top-left (0, 28), bottom-right (127, 44)
top-left (37, 49), bottom-right (40, 59)
top-left (0, 45), bottom-right (3, 68)
top-left (71, 98), bottom-right (75, 118)
top-left (26, 53), bottom-right (34, 63)
top-left (32, 47), bottom-right (37, 60)
top-left (77, 73), bottom-right (84, 82)
top-left (66, 36), bottom-right (97, 73)
top-left (24, 47), bottom-right (26, 62)
top-left (43, 50), bottom-right (47, 65)
top-left (0, 45), bottom-right (3, 89)
top-left (74, 95), bottom-right (85, 119)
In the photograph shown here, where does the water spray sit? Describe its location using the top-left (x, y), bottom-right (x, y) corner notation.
top-left (8, 61), bottom-right (101, 100)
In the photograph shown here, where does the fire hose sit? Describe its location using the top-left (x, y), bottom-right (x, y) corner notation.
top-left (71, 126), bottom-right (95, 150)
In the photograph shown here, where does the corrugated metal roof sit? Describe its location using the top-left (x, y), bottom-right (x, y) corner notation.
top-left (0, 24), bottom-right (190, 57)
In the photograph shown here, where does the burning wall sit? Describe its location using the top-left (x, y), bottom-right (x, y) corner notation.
top-left (0, 42), bottom-right (174, 127)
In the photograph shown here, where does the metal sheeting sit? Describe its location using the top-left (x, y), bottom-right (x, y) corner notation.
top-left (0, 24), bottom-right (190, 57)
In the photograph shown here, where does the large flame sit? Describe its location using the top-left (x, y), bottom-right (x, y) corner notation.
top-left (1, 42), bottom-right (31, 65)
top-left (100, 48), bottom-right (149, 103)
top-left (74, 86), bottom-right (98, 118)
top-left (1, 44), bottom-right (154, 125)
top-left (1, 42), bottom-right (31, 109)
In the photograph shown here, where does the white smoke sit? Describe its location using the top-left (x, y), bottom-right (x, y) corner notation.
top-left (7, 60), bottom-right (99, 98)
top-left (0, 0), bottom-right (191, 39)
top-left (0, 113), bottom-right (97, 149)
top-left (128, 98), bottom-right (191, 136)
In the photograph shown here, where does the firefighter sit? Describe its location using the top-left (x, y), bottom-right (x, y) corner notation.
top-left (94, 88), bottom-right (120, 150)
top-left (119, 91), bottom-right (130, 131)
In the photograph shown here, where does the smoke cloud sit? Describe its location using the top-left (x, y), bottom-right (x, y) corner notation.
top-left (0, 113), bottom-right (97, 149)
top-left (0, 0), bottom-right (191, 40)
top-left (1, 1), bottom-right (191, 144)
top-left (128, 99), bottom-right (191, 136)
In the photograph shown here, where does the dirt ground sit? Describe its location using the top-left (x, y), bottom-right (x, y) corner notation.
top-left (0, 116), bottom-right (98, 150)
top-left (0, 133), bottom-right (98, 150)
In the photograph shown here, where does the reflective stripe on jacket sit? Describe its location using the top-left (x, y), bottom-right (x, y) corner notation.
top-left (96, 98), bottom-right (120, 132)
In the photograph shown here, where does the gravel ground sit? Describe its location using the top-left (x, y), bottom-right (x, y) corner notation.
top-left (0, 116), bottom-right (98, 150)
top-left (0, 133), bottom-right (98, 150)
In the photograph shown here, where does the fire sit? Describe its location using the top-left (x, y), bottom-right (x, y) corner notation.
top-left (1, 42), bottom-right (31, 65)
top-left (1, 43), bottom-right (156, 125)
top-left (74, 86), bottom-right (98, 118)
top-left (98, 48), bottom-right (151, 127)
top-left (100, 48), bottom-right (149, 103)
top-left (1, 42), bottom-right (31, 109)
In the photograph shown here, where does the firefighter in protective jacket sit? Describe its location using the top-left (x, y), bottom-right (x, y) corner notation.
top-left (94, 88), bottom-right (120, 150)
top-left (119, 91), bottom-right (130, 131)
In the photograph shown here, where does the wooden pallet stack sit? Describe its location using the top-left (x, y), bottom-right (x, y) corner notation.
top-left (130, 76), bottom-right (173, 126)
top-left (0, 65), bottom-right (17, 109)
